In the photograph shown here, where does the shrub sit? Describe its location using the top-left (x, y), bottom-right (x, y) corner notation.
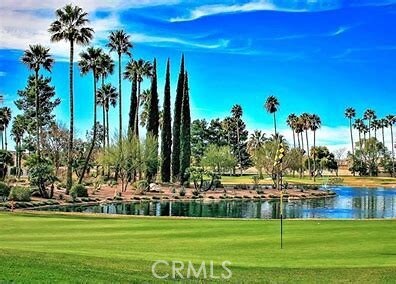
top-left (70, 184), bottom-right (88, 197)
top-left (135, 180), bottom-right (148, 191)
top-left (8, 187), bottom-right (31, 201)
top-left (0, 182), bottom-right (10, 201)
top-left (179, 188), bottom-right (186, 197)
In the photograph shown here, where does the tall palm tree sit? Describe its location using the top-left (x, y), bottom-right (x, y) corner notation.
top-left (123, 59), bottom-right (152, 136)
top-left (77, 47), bottom-right (102, 183)
top-left (0, 107), bottom-right (12, 151)
top-left (344, 107), bottom-right (356, 154)
top-left (49, 4), bottom-right (94, 192)
top-left (293, 118), bottom-right (304, 177)
top-left (370, 119), bottom-right (379, 140)
top-left (363, 109), bottom-right (376, 139)
top-left (380, 118), bottom-right (389, 146)
top-left (353, 118), bottom-right (364, 152)
top-left (386, 115), bottom-right (395, 177)
top-left (21, 44), bottom-right (54, 158)
top-left (264, 95), bottom-right (279, 135)
top-left (11, 115), bottom-right (25, 178)
top-left (97, 52), bottom-right (114, 149)
top-left (231, 104), bottom-right (243, 175)
top-left (301, 113), bottom-right (312, 177)
top-left (97, 84), bottom-right (118, 149)
top-left (107, 30), bottom-right (132, 143)
top-left (310, 114), bottom-right (321, 181)
top-left (286, 113), bottom-right (298, 148)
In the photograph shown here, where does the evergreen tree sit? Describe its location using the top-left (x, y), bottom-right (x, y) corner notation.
top-left (191, 119), bottom-right (209, 165)
top-left (171, 54), bottom-right (184, 181)
top-left (146, 58), bottom-right (159, 181)
top-left (128, 72), bottom-right (138, 135)
top-left (15, 75), bottom-right (60, 151)
top-left (147, 58), bottom-right (159, 137)
top-left (161, 59), bottom-right (172, 182)
top-left (180, 72), bottom-right (191, 184)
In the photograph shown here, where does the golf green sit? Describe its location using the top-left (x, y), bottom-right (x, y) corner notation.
top-left (0, 212), bottom-right (395, 283)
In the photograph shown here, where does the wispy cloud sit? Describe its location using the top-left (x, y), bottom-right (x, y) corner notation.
top-left (0, 71), bottom-right (6, 77)
top-left (170, 0), bottom-right (396, 22)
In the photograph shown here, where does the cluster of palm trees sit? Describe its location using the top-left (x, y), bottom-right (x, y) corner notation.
top-left (264, 95), bottom-right (322, 179)
top-left (16, 4), bottom-right (160, 191)
top-left (0, 107), bottom-right (12, 151)
top-left (345, 107), bottom-right (395, 176)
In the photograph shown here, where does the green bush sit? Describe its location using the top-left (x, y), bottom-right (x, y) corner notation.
top-left (8, 187), bottom-right (31, 202)
top-left (70, 184), bottom-right (88, 197)
top-left (0, 182), bottom-right (10, 201)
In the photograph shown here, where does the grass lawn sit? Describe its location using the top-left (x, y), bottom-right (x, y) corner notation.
top-left (0, 212), bottom-right (395, 283)
top-left (221, 175), bottom-right (396, 187)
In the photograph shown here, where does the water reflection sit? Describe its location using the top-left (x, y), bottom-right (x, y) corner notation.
top-left (45, 187), bottom-right (396, 219)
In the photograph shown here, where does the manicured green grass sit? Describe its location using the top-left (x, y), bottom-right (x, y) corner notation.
top-left (0, 212), bottom-right (395, 283)
top-left (221, 174), bottom-right (396, 187)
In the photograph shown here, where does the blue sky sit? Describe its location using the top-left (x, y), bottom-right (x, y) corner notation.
top-left (1, 0), bottom-right (396, 151)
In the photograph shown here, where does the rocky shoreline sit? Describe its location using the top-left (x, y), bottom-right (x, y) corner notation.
top-left (1, 184), bottom-right (336, 211)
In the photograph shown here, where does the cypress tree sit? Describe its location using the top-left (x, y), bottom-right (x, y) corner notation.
top-left (146, 58), bottom-right (159, 181)
top-left (147, 58), bottom-right (159, 137)
top-left (171, 54), bottom-right (184, 181)
top-left (161, 59), bottom-right (172, 182)
top-left (180, 72), bottom-right (191, 184)
top-left (128, 72), bottom-right (138, 135)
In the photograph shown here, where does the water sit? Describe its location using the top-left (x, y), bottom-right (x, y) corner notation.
top-left (41, 186), bottom-right (396, 219)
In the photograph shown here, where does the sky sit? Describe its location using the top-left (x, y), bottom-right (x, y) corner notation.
top-left (0, 0), bottom-right (396, 153)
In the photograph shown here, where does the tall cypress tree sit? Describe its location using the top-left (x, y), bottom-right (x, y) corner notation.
top-left (128, 72), bottom-right (138, 135)
top-left (171, 54), bottom-right (185, 181)
top-left (161, 59), bottom-right (172, 182)
top-left (180, 72), bottom-right (191, 184)
top-left (146, 58), bottom-right (159, 181)
top-left (147, 58), bottom-right (159, 137)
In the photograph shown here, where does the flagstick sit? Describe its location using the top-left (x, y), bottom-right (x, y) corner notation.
top-left (280, 165), bottom-right (283, 249)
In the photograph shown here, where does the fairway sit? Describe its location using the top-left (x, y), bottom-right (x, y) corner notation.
top-left (0, 213), bottom-right (395, 283)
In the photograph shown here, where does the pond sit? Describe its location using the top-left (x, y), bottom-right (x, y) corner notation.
top-left (39, 186), bottom-right (396, 219)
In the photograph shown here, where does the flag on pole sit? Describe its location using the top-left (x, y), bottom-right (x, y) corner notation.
top-left (274, 141), bottom-right (285, 167)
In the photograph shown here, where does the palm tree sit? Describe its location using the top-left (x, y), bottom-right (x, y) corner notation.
top-left (301, 113), bottom-right (312, 177)
top-left (231, 104), bottom-right (243, 175)
top-left (77, 47), bottom-right (102, 183)
top-left (1, 107), bottom-right (12, 151)
top-left (11, 115), bottom-right (25, 177)
top-left (107, 30), bottom-right (132, 143)
top-left (286, 113), bottom-right (298, 148)
top-left (97, 52), bottom-right (114, 149)
top-left (344, 107), bottom-right (356, 154)
top-left (49, 4), bottom-right (94, 192)
top-left (21, 44), bottom-right (54, 158)
top-left (363, 109), bottom-right (376, 139)
top-left (380, 118), bottom-right (389, 146)
top-left (123, 59), bottom-right (152, 136)
top-left (353, 119), bottom-right (364, 152)
top-left (310, 114), bottom-right (321, 181)
top-left (294, 118), bottom-right (304, 178)
top-left (371, 119), bottom-right (381, 140)
top-left (264, 95), bottom-right (279, 135)
top-left (97, 84), bottom-right (118, 149)
top-left (247, 130), bottom-right (266, 154)
top-left (386, 115), bottom-right (395, 177)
